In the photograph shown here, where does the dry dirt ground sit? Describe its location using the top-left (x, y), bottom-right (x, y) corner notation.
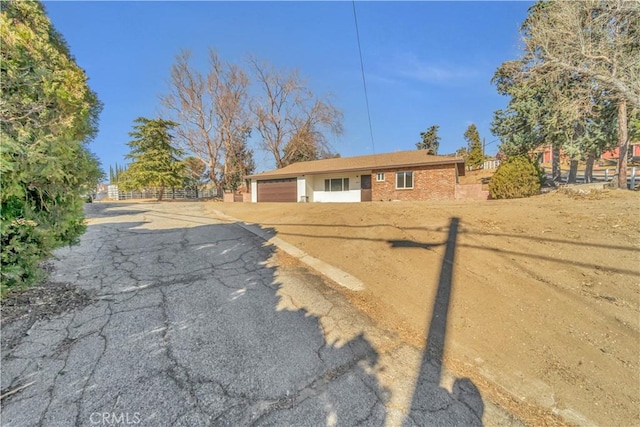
top-left (210, 189), bottom-right (639, 426)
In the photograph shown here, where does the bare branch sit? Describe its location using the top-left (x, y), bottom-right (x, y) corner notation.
top-left (248, 56), bottom-right (343, 168)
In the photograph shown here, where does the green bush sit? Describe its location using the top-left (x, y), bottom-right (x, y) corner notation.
top-left (1, 2), bottom-right (102, 293)
top-left (489, 156), bottom-right (543, 199)
top-left (1, 218), bottom-right (49, 292)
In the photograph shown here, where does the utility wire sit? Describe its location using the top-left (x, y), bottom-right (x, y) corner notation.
top-left (352, 0), bottom-right (376, 154)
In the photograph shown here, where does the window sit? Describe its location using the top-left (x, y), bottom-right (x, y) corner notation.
top-left (324, 178), bottom-right (350, 192)
top-left (376, 172), bottom-right (385, 182)
top-left (396, 171), bottom-right (413, 189)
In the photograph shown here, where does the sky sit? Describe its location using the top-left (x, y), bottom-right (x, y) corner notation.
top-left (44, 1), bottom-right (533, 175)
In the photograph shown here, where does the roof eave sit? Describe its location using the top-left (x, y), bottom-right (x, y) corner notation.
top-left (246, 158), bottom-right (464, 181)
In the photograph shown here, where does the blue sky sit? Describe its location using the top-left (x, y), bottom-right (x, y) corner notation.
top-left (44, 1), bottom-right (532, 175)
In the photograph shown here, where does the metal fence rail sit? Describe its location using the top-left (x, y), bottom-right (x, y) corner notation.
top-left (543, 167), bottom-right (638, 189)
top-left (107, 185), bottom-right (218, 200)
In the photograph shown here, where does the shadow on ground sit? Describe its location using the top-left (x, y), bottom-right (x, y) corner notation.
top-left (1, 204), bottom-right (485, 426)
top-left (395, 218), bottom-right (484, 425)
top-left (3, 205), bottom-right (377, 425)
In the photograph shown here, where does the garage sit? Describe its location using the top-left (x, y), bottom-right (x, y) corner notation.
top-left (257, 178), bottom-right (297, 202)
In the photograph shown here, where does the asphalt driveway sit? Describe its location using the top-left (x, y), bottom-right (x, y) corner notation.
top-left (1, 202), bottom-right (504, 427)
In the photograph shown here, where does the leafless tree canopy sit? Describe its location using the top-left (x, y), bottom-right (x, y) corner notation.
top-left (518, 0), bottom-right (640, 188)
top-left (522, 0), bottom-right (639, 108)
top-left (161, 49), bottom-right (251, 191)
top-left (162, 51), bottom-right (344, 184)
top-left (249, 57), bottom-right (343, 168)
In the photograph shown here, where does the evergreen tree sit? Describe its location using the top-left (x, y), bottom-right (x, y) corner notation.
top-left (464, 124), bottom-right (485, 170)
top-left (455, 146), bottom-right (468, 159)
top-left (225, 146), bottom-right (255, 193)
top-left (1, 1), bottom-right (103, 290)
top-left (416, 125), bottom-right (440, 154)
top-left (119, 118), bottom-right (184, 201)
top-left (223, 130), bottom-right (255, 192)
top-left (493, 0), bottom-right (639, 188)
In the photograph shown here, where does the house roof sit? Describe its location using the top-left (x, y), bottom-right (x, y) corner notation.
top-left (247, 150), bottom-right (465, 180)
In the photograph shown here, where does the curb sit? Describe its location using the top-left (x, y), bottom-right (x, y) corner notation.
top-left (210, 209), bottom-right (364, 291)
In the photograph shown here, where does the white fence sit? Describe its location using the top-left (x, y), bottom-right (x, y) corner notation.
top-left (544, 167), bottom-right (638, 189)
top-left (483, 160), bottom-right (501, 169)
top-left (107, 185), bottom-right (218, 201)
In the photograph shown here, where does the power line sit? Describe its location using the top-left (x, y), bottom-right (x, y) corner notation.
top-left (352, 0), bottom-right (375, 154)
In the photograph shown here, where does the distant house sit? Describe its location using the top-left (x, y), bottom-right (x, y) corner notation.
top-left (600, 143), bottom-right (640, 161)
top-left (245, 150), bottom-right (467, 203)
top-left (535, 142), bottom-right (640, 163)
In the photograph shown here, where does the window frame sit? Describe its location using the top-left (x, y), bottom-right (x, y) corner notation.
top-left (323, 177), bottom-right (350, 192)
top-left (376, 172), bottom-right (385, 182)
top-left (395, 171), bottom-right (414, 189)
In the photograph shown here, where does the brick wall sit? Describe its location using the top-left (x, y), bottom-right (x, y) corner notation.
top-left (455, 183), bottom-right (489, 200)
top-left (372, 164), bottom-right (457, 201)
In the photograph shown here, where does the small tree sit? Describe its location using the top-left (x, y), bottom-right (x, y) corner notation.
top-left (455, 147), bottom-right (468, 158)
top-left (282, 126), bottom-right (340, 165)
top-left (224, 134), bottom-right (255, 192)
top-left (108, 163), bottom-right (127, 185)
top-left (488, 156), bottom-right (543, 199)
top-left (182, 156), bottom-right (208, 198)
top-left (120, 118), bottom-right (184, 201)
top-left (416, 125), bottom-right (440, 154)
top-left (464, 124), bottom-right (485, 170)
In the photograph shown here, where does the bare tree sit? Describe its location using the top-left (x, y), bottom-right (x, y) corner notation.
top-left (521, 0), bottom-right (640, 188)
top-left (162, 49), bottom-right (252, 193)
top-left (249, 57), bottom-right (343, 168)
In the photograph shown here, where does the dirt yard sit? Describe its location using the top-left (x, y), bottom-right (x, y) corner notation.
top-left (210, 189), bottom-right (639, 426)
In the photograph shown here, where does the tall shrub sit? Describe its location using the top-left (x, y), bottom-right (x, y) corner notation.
top-left (488, 156), bottom-right (543, 199)
top-left (1, 1), bottom-right (103, 291)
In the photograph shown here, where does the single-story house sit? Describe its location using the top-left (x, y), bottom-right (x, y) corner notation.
top-left (245, 150), bottom-right (466, 203)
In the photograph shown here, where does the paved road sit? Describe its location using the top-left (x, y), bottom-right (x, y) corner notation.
top-left (1, 202), bottom-right (508, 427)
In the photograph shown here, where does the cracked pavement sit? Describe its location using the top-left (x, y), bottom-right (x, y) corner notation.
top-left (1, 202), bottom-right (516, 426)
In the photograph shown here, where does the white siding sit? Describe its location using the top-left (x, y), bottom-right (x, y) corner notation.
top-left (305, 176), bottom-right (315, 202)
top-left (297, 177), bottom-right (307, 202)
top-left (311, 172), bottom-right (362, 203)
top-left (251, 180), bottom-right (257, 203)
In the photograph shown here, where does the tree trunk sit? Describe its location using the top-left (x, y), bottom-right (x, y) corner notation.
top-left (552, 144), bottom-right (561, 183)
top-left (158, 185), bottom-right (165, 201)
top-left (567, 159), bottom-right (578, 184)
top-left (584, 153), bottom-right (595, 183)
top-left (208, 168), bottom-right (223, 198)
top-left (616, 99), bottom-right (628, 189)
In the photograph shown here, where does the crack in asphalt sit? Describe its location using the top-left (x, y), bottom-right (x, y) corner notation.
top-left (1, 202), bottom-right (489, 427)
top-left (72, 303), bottom-right (112, 427)
top-left (38, 314), bottom-right (75, 427)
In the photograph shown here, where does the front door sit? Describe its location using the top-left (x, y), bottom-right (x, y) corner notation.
top-left (360, 175), bottom-right (372, 202)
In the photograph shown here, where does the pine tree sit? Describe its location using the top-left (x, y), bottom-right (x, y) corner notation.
top-left (416, 125), bottom-right (440, 155)
top-left (120, 118), bottom-right (184, 201)
top-left (464, 124), bottom-right (485, 170)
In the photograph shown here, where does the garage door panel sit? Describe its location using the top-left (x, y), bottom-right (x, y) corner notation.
top-left (257, 179), bottom-right (297, 202)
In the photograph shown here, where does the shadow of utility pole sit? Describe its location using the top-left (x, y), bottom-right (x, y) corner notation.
top-left (391, 218), bottom-right (484, 426)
